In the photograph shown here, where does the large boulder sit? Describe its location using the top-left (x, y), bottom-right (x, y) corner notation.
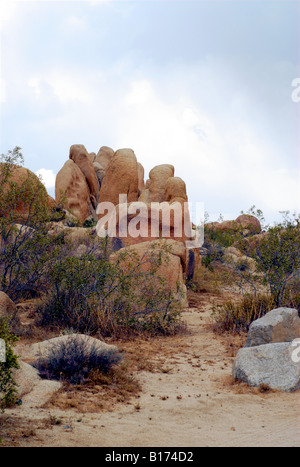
top-left (95, 146), bottom-right (114, 170)
top-left (98, 148), bottom-right (139, 211)
top-left (165, 177), bottom-right (188, 203)
top-left (0, 292), bottom-right (18, 326)
top-left (110, 240), bottom-right (188, 308)
top-left (55, 159), bottom-right (92, 223)
top-left (233, 342), bottom-right (300, 392)
top-left (28, 334), bottom-right (119, 362)
top-left (0, 164), bottom-right (55, 223)
top-left (235, 214), bottom-right (261, 234)
top-left (0, 291), bottom-right (16, 318)
top-left (12, 360), bottom-right (62, 407)
top-left (69, 144), bottom-right (100, 208)
top-left (148, 164), bottom-right (175, 203)
top-left (245, 308), bottom-right (300, 347)
top-left (223, 247), bottom-right (257, 273)
top-left (206, 214), bottom-right (261, 236)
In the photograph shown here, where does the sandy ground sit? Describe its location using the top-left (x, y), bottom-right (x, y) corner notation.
top-left (1, 297), bottom-right (300, 447)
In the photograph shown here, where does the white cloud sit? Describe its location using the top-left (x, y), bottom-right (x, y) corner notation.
top-left (36, 168), bottom-right (56, 189)
top-left (27, 70), bottom-right (93, 104)
top-left (65, 15), bottom-right (87, 32)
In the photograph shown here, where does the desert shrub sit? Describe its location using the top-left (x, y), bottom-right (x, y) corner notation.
top-left (211, 293), bottom-right (275, 334)
top-left (0, 148), bottom-right (66, 300)
top-left (38, 242), bottom-right (182, 337)
top-left (0, 317), bottom-right (19, 410)
top-left (251, 221), bottom-right (300, 307)
top-left (33, 334), bottom-right (122, 385)
top-left (204, 226), bottom-right (240, 249)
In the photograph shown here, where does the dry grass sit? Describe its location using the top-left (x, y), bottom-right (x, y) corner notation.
top-left (0, 415), bottom-right (52, 447)
top-left (44, 362), bottom-right (141, 413)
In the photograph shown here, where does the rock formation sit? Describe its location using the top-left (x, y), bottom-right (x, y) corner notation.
top-left (0, 164), bottom-right (56, 223)
top-left (55, 144), bottom-right (199, 292)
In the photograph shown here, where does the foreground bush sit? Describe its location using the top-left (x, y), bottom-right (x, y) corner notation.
top-left (211, 293), bottom-right (276, 334)
top-left (33, 334), bottom-right (122, 385)
top-left (38, 242), bottom-right (183, 337)
top-left (0, 147), bottom-right (66, 300)
top-left (0, 317), bottom-right (19, 410)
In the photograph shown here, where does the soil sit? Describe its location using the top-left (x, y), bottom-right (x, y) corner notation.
top-left (1, 291), bottom-right (299, 447)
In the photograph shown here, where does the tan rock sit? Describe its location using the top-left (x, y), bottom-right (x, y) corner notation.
top-left (148, 164), bottom-right (175, 202)
top-left (88, 152), bottom-right (96, 163)
top-left (235, 214), bottom-right (261, 234)
top-left (137, 162), bottom-right (145, 194)
top-left (165, 177), bottom-right (188, 203)
top-left (93, 161), bottom-right (106, 185)
top-left (110, 240), bottom-right (188, 308)
top-left (0, 291), bottom-right (17, 318)
top-left (98, 148), bottom-right (139, 213)
top-left (69, 144), bottom-right (99, 207)
top-left (95, 146), bottom-right (114, 170)
top-left (55, 159), bottom-right (92, 223)
top-left (0, 164), bottom-right (53, 223)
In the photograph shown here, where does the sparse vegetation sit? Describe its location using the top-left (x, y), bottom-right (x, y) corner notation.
top-left (0, 317), bottom-right (19, 410)
top-left (38, 241), bottom-right (183, 337)
top-left (211, 293), bottom-right (276, 334)
top-left (33, 334), bottom-right (122, 384)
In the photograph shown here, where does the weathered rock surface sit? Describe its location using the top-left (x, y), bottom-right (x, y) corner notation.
top-left (137, 162), bottom-right (145, 194)
top-left (148, 164), bottom-right (175, 203)
top-left (110, 240), bottom-right (189, 308)
top-left (206, 214), bottom-right (261, 236)
top-left (12, 361), bottom-right (62, 407)
top-left (165, 177), bottom-right (188, 203)
top-left (0, 164), bottom-right (55, 222)
top-left (69, 144), bottom-right (99, 207)
top-left (55, 159), bottom-right (92, 223)
top-left (223, 247), bottom-right (257, 273)
top-left (93, 161), bottom-right (106, 185)
top-left (98, 148), bottom-right (139, 210)
top-left (95, 146), bottom-right (115, 170)
top-left (29, 334), bottom-right (119, 362)
top-left (245, 308), bottom-right (300, 347)
top-left (0, 291), bottom-right (16, 318)
top-left (233, 342), bottom-right (300, 392)
top-left (235, 214), bottom-right (261, 234)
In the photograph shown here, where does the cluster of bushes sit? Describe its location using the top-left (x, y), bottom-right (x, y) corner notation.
top-left (203, 208), bottom-right (300, 333)
top-left (37, 243), bottom-right (182, 337)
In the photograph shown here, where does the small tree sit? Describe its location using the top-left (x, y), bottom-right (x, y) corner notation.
top-left (253, 220), bottom-right (300, 307)
top-left (0, 148), bottom-right (65, 300)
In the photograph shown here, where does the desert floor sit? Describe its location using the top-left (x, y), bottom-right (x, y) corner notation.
top-left (1, 291), bottom-right (300, 447)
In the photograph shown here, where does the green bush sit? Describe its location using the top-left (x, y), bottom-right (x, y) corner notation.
top-left (0, 317), bottom-right (19, 410)
top-left (0, 148), bottom-right (66, 300)
top-left (33, 334), bottom-right (122, 385)
top-left (38, 242), bottom-right (182, 337)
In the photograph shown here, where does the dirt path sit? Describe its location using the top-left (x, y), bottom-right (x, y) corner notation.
top-left (2, 302), bottom-right (300, 447)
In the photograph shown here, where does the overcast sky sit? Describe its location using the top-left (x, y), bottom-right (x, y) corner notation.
top-left (0, 0), bottom-right (299, 224)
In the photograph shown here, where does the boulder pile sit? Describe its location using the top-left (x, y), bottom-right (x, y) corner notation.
top-left (233, 308), bottom-right (300, 392)
top-left (55, 144), bottom-right (199, 304)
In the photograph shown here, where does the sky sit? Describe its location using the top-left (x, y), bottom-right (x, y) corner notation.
top-left (0, 0), bottom-right (299, 225)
